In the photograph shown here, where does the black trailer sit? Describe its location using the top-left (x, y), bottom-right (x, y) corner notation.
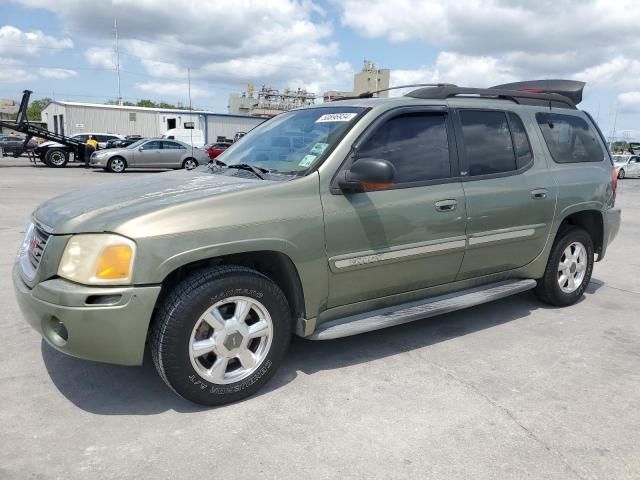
top-left (0, 90), bottom-right (88, 167)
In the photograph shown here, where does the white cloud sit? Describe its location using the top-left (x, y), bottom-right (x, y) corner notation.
top-left (0, 25), bottom-right (72, 57)
top-left (38, 67), bottom-right (77, 79)
top-left (84, 46), bottom-right (117, 70)
top-left (389, 52), bottom-right (517, 95)
top-left (340, 0), bottom-right (640, 90)
top-left (135, 81), bottom-right (210, 99)
top-left (0, 26), bottom-right (73, 84)
top-left (574, 57), bottom-right (640, 91)
top-left (0, 63), bottom-right (36, 83)
top-left (618, 91), bottom-right (640, 113)
top-left (12, 0), bottom-right (352, 96)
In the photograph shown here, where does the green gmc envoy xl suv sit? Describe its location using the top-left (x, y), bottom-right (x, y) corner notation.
top-left (13, 80), bottom-right (621, 405)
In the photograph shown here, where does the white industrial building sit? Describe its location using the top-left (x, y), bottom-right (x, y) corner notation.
top-left (41, 101), bottom-right (265, 143)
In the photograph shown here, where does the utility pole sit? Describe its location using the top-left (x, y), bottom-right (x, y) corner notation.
top-left (187, 67), bottom-right (192, 111)
top-left (114, 17), bottom-right (122, 106)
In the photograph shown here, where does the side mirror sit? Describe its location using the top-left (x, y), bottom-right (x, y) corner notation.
top-left (138, 146), bottom-right (145, 151)
top-left (337, 158), bottom-right (396, 192)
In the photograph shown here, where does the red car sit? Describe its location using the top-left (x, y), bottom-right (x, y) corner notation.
top-left (206, 142), bottom-right (232, 160)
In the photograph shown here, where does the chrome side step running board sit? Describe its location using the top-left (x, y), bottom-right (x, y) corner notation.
top-left (308, 279), bottom-right (537, 340)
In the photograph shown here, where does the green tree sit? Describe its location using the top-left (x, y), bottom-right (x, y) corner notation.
top-left (136, 99), bottom-right (157, 108)
top-left (11, 97), bottom-right (52, 121)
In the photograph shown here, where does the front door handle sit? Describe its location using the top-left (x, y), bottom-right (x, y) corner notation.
top-left (435, 199), bottom-right (457, 212)
top-left (531, 189), bottom-right (548, 199)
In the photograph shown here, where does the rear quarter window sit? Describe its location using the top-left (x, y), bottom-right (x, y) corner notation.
top-left (536, 113), bottom-right (604, 163)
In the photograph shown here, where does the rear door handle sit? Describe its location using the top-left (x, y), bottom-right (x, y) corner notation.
top-left (531, 189), bottom-right (548, 199)
top-left (435, 199), bottom-right (457, 212)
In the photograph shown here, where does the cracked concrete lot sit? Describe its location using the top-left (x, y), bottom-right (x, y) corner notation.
top-left (1, 158), bottom-right (639, 479)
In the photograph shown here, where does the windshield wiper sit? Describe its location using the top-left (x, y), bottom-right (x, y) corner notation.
top-left (226, 163), bottom-right (268, 180)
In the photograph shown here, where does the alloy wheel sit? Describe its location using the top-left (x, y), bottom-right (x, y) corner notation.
top-left (189, 296), bottom-right (273, 385)
top-left (110, 158), bottom-right (125, 172)
top-left (557, 241), bottom-right (587, 293)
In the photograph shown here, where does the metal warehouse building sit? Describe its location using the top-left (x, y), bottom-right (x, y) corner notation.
top-left (41, 101), bottom-right (265, 143)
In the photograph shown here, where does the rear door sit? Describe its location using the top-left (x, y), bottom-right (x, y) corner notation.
top-left (161, 141), bottom-right (187, 167)
top-left (452, 109), bottom-right (556, 279)
top-left (321, 107), bottom-right (467, 307)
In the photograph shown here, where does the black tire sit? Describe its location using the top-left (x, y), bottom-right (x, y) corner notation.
top-left (534, 226), bottom-right (594, 306)
top-left (151, 266), bottom-right (291, 406)
top-left (45, 148), bottom-right (69, 168)
top-left (107, 156), bottom-right (127, 173)
top-left (618, 169), bottom-right (625, 179)
top-left (182, 157), bottom-right (198, 170)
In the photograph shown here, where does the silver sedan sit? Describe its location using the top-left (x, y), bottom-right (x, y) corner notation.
top-left (89, 138), bottom-right (209, 173)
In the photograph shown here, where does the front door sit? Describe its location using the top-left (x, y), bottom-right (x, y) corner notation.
top-left (133, 140), bottom-right (163, 167)
top-left (452, 109), bottom-right (556, 279)
top-left (321, 108), bottom-right (467, 308)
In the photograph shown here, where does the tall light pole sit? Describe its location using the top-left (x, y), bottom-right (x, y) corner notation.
top-left (114, 17), bottom-right (122, 106)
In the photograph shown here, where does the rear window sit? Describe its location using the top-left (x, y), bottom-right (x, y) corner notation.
top-left (536, 113), bottom-right (604, 163)
top-left (459, 110), bottom-right (516, 176)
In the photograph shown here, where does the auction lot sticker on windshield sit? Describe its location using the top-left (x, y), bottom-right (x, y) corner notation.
top-left (310, 142), bottom-right (329, 155)
top-left (316, 112), bottom-right (358, 123)
top-left (299, 154), bottom-right (317, 167)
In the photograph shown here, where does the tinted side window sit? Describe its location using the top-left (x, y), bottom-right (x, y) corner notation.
top-left (162, 141), bottom-right (185, 150)
top-left (74, 134), bottom-right (88, 142)
top-left (357, 113), bottom-right (450, 183)
top-left (459, 110), bottom-right (515, 176)
top-left (507, 112), bottom-right (533, 169)
top-left (143, 141), bottom-right (162, 150)
top-left (536, 113), bottom-right (604, 163)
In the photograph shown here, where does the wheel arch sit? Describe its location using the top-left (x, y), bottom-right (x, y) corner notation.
top-left (154, 250), bottom-right (307, 325)
top-left (557, 209), bottom-right (604, 259)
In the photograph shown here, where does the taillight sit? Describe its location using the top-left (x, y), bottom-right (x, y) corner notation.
top-left (611, 167), bottom-right (618, 203)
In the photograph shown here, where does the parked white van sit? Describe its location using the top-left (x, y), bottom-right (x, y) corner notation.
top-left (162, 128), bottom-right (205, 148)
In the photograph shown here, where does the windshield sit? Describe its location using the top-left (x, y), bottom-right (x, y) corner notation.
top-left (613, 155), bottom-right (629, 163)
top-left (127, 139), bottom-right (146, 149)
top-left (216, 106), bottom-right (365, 174)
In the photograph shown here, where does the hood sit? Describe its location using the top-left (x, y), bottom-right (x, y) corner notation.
top-left (33, 169), bottom-right (270, 234)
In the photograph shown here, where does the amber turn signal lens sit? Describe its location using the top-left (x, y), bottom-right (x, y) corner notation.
top-left (96, 245), bottom-right (133, 280)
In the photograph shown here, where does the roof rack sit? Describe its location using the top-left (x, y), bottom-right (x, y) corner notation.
top-left (329, 83), bottom-right (457, 101)
top-left (405, 85), bottom-right (577, 109)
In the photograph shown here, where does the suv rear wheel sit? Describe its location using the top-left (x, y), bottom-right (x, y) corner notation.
top-left (151, 266), bottom-right (291, 405)
top-left (535, 226), bottom-right (594, 306)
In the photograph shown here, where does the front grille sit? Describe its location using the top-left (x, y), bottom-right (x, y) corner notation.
top-left (20, 222), bottom-right (52, 280)
top-left (27, 224), bottom-right (50, 270)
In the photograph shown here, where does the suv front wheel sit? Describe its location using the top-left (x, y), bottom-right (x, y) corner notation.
top-left (151, 266), bottom-right (291, 405)
top-left (535, 226), bottom-right (594, 306)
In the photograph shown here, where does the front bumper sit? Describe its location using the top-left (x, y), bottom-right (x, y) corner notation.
top-left (13, 263), bottom-right (161, 365)
top-left (89, 154), bottom-right (107, 167)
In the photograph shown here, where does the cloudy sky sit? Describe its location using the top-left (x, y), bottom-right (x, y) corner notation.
top-left (1, 0), bottom-right (639, 138)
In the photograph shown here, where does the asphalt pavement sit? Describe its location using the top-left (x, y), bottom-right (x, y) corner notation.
top-left (1, 157), bottom-right (639, 479)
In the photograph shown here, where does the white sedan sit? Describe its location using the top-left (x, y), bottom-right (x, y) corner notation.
top-left (613, 155), bottom-right (640, 179)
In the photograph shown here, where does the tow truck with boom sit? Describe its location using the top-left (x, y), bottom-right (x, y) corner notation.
top-left (0, 90), bottom-right (88, 167)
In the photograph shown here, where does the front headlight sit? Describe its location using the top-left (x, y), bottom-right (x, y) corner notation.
top-left (57, 234), bottom-right (136, 285)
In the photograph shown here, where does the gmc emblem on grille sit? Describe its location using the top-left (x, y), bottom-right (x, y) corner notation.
top-left (28, 233), bottom-right (39, 254)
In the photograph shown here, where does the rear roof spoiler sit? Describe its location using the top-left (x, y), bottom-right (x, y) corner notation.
top-left (490, 80), bottom-right (585, 105)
